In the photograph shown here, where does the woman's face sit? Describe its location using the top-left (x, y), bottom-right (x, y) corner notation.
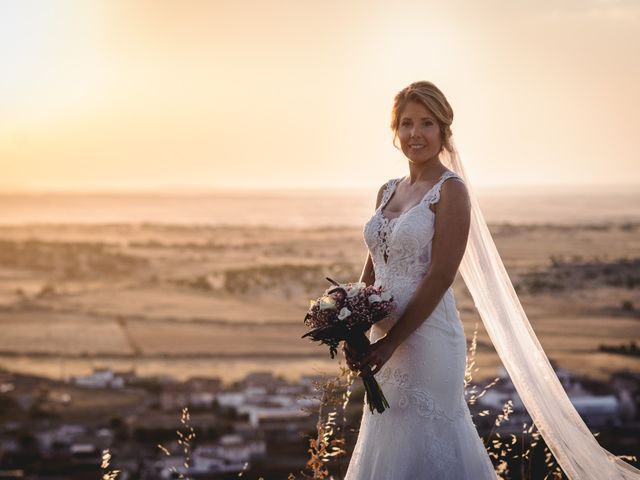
top-left (397, 100), bottom-right (442, 163)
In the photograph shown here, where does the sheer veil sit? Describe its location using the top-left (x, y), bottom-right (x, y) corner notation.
top-left (441, 138), bottom-right (640, 479)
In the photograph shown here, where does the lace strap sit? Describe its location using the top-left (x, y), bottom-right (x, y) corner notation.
top-left (421, 171), bottom-right (462, 206)
top-left (379, 177), bottom-right (402, 210)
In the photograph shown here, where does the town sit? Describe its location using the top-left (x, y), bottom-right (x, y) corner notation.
top-left (0, 363), bottom-right (638, 479)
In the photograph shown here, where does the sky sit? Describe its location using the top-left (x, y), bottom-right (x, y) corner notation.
top-left (0, 0), bottom-right (639, 191)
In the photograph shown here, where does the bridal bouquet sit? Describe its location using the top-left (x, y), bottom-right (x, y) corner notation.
top-left (302, 277), bottom-right (394, 414)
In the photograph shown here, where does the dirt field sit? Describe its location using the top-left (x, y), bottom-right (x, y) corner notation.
top-left (0, 222), bottom-right (638, 384)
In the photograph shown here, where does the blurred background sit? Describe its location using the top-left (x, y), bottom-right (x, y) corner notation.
top-left (0, 1), bottom-right (638, 479)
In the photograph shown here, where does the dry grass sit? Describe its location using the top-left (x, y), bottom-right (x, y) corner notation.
top-left (292, 364), bottom-right (354, 480)
top-left (158, 406), bottom-right (197, 480)
top-left (97, 324), bottom-right (639, 479)
top-left (100, 448), bottom-right (120, 480)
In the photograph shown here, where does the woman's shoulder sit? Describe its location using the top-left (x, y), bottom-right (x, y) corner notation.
top-left (375, 177), bottom-right (402, 209)
top-left (437, 171), bottom-right (469, 208)
top-left (380, 176), bottom-right (403, 188)
top-left (438, 170), bottom-right (466, 194)
top-left (441, 169), bottom-right (464, 183)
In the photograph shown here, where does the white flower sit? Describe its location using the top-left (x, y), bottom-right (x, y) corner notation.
top-left (380, 291), bottom-right (392, 301)
top-left (318, 296), bottom-right (337, 311)
top-left (368, 294), bottom-right (382, 304)
top-left (337, 307), bottom-right (352, 320)
top-left (347, 282), bottom-right (366, 298)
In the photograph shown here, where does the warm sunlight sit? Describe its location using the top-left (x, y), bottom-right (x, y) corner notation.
top-left (0, 1), bottom-right (638, 190)
top-left (0, 2), bottom-right (111, 128)
top-left (1, 2), bottom-right (639, 479)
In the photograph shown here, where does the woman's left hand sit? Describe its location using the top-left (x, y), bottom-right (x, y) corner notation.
top-left (356, 334), bottom-right (399, 376)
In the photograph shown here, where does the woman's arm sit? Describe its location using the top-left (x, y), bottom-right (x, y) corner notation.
top-left (358, 178), bottom-right (471, 375)
top-left (359, 253), bottom-right (375, 285)
top-left (358, 182), bottom-right (387, 286)
top-left (344, 181), bottom-right (387, 371)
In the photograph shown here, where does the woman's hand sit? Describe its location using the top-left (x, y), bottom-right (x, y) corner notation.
top-left (354, 334), bottom-right (399, 376)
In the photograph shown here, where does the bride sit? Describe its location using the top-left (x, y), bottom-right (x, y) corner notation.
top-left (343, 80), bottom-right (496, 479)
top-left (343, 81), bottom-right (640, 479)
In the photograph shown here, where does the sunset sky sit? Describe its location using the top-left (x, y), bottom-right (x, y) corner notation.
top-left (1, 0), bottom-right (639, 191)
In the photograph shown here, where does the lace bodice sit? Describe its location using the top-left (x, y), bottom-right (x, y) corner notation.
top-left (363, 170), bottom-right (462, 331)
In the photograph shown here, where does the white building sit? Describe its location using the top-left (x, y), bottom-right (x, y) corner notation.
top-left (570, 395), bottom-right (620, 428)
top-left (238, 403), bottom-right (310, 428)
top-left (36, 424), bottom-right (87, 453)
top-left (154, 437), bottom-right (259, 478)
top-left (194, 434), bottom-right (266, 464)
top-left (216, 391), bottom-right (245, 408)
top-left (476, 366), bottom-right (621, 431)
top-left (71, 368), bottom-right (125, 389)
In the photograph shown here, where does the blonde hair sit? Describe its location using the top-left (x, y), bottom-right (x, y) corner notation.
top-left (390, 81), bottom-right (454, 153)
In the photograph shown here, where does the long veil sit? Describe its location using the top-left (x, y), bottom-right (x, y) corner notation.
top-left (441, 138), bottom-right (640, 479)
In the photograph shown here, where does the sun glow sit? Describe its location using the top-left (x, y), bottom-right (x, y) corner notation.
top-left (0, 2), bottom-right (111, 129)
top-left (0, 1), bottom-right (638, 191)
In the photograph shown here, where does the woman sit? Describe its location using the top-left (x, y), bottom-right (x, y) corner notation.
top-left (343, 81), bottom-right (498, 479)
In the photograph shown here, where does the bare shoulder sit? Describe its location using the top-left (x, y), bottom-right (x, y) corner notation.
top-left (440, 175), bottom-right (470, 209)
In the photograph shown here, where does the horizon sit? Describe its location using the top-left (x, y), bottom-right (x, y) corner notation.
top-left (0, 180), bottom-right (638, 195)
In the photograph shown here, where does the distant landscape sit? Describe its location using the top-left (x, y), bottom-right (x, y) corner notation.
top-left (0, 187), bottom-right (638, 386)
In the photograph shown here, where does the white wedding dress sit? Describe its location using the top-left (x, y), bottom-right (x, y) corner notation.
top-left (345, 170), bottom-right (497, 480)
